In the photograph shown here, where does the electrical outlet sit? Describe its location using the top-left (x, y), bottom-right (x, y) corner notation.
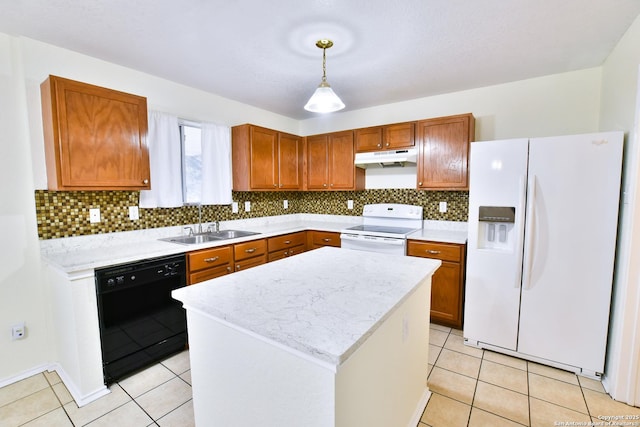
top-left (347, 200), bottom-right (354, 210)
top-left (11, 322), bottom-right (25, 340)
top-left (283, 200), bottom-right (288, 209)
top-left (244, 201), bottom-right (251, 212)
top-left (439, 202), bottom-right (447, 213)
top-left (128, 206), bottom-right (139, 220)
top-left (89, 208), bottom-right (101, 223)
top-left (232, 202), bottom-right (239, 213)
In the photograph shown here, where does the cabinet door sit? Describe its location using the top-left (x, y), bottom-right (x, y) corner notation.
top-left (383, 122), bottom-right (415, 150)
top-left (249, 127), bottom-right (278, 189)
top-left (306, 135), bottom-right (330, 190)
top-left (41, 75), bottom-right (150, 190)
top-left (417, 114), bottom-right (474, 190)
top-left (277, 133), bottom-right (302, 189)
top-left (328, 131), bottom-right (355, 190)
top-left (355, 126), bottom-right (383, 152)
top-left (430, 261), bottom-right (463, 328)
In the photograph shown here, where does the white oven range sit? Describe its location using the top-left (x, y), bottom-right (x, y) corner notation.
top-left (340, 204), bottom-right (423, 255)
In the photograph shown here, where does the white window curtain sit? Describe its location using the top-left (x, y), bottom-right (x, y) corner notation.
top-left (139, 111), bottom-right (183, 208)
top-left (200, 122), bottom-right (232, 205)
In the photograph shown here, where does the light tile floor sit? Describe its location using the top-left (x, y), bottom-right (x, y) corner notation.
top-left (420, 324), bottom-right (640, 427)
top-left (2, 325), bottom-right (639, 427)
top-left (0, 350), bottom-right (194, 427)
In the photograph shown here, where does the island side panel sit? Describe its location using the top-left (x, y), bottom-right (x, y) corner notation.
top-left (186, 309), bottom-right (336, 427)
top-left (335, 276), bottom-right (432, 427)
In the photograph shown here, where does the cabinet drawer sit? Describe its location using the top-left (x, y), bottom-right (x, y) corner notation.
top-left (187, 246), bottom-right (233, 272)
top-left (234, 239), bottom-right (267, 261)
top-left (407, 240), bottom-right (462, 262)
top-left (311, 231), bottom-right (341, 248)
top-left (189, 264), bottom-right (233, 285)
top-left (268, 244), bottom-right (306, 262)
top-left (235, 254), bottom-right (267, 271)
top-left (268, 232), bottom-right (306, 252)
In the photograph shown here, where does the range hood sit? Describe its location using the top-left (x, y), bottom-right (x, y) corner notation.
top-left (354, 148), bottom-right (418, 168)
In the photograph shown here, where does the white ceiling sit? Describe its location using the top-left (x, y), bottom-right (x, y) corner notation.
top-left (1, 0), bottom-right (639, 120)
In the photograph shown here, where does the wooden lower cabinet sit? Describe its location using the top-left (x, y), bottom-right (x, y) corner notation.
top-left (234, 239), bottom-right (267, 271)
top-left (268, 232), bottom-right (306, 262)
top-left (187, 245), bottom-right (233, 285)
top-left (407, 240), bottom-right (466, 329)
top-left (307, 230), bottom-right (341, 249)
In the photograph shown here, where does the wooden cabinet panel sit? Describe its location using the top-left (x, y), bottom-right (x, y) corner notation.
top-left (235, 254), bottom-right (267, 271)
top-left (306, 131), bottom-right (364, 191)
top-left (407, 239), bottom-right (466, 329)
top-left (41, 75), bottom-right (150, 190)
top-left (306, 135), bottom-right (330, 189)
top-left (249, 127), bottom-right (278, 189)
top-left (234, 239), bottom-right (267, 262)
top-left (232, 125), bottom-right (303, 191)
top-left (187, 245), bottom-right (233, 285)
top-left (278, 133), bottom-right (303, 189)
top-left (267, 231), bottom-right (306, 261)
top-left (430, 261), bottom-right (462, 327)
top-left (417, 114), bottom-right (474, 190)
top-left (406, 241), bottom-right (462, 263)
top-left (268, 232), bottom-right (306, 252)
top-left (355, 122), bottom-right (415, 152)
top-left (309, 230), bottom-right (341, 249)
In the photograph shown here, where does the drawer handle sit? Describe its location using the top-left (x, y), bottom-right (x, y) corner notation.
top-left (426, 250), bottom-right (441, 254)
top-left (245, 248), bottom-right (256, 253)
top-left (204, 256), bottom-right (219, 263)
top-left (323, 238), bottom-right (331, 242)
top-left (284, 240), bottom-right (291, 244)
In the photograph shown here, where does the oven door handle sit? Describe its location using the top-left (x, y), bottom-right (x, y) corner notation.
top-left (340, 233), bottom-right (405, 245)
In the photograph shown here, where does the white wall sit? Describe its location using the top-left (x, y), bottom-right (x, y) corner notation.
top-left (0, 35), bottom-right (51, 382)
top-left (300, 68), bottom-right (602, 140)
top-left (599, 13), bottom-right (640, 404)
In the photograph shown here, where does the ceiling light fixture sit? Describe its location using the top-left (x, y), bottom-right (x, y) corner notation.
top-left (304, 39), bottom-right (345, 113)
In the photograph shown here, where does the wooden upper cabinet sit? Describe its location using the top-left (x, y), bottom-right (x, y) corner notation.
top-left (232, 124), bottom-right (302, 191)
top-left (40, 75), bottom-right (150, 190)
top-left (355, 122), bottom-right (415, 152)
top-left (416, 113), bottom-right (475, 190)
top-left (306, 131), bottom-right (364, 191)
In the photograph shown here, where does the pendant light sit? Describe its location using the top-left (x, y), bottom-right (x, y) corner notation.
top-left (304, 39), bottom-right (345, 113)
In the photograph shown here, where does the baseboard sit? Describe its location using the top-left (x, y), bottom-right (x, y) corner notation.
top-left (407, 388), bottom-right (432, 427)
top-left (0, 363), bottom-right (53, 389)
top-left (49, 362), bottom-right (110, 407)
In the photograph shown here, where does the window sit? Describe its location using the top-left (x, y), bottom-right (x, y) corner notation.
top-left (180, 123), bottom-right (202, 204)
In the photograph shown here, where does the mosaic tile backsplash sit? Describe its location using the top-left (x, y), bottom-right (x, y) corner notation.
top-left (35, 189), bottom-right (469, 239)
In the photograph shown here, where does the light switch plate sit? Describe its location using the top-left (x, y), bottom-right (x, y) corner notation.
top-left (89, 208), bottom-right (101, 223)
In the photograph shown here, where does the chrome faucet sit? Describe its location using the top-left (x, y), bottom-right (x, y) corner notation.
top-left (207, 221), bottom-right (220, 233)
top-left (197, 204), bottom-right (203, 234)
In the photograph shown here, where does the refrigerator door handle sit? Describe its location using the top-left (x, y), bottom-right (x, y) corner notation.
top-left (514, 175), bottom-right (527, 288)
top-left (522, 174), bottom-right (537, 290)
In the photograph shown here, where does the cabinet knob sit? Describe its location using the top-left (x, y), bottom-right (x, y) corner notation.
top-left (227, 266), bottom-right (232, 272)
top-left (418, 182), bottom-right (423, 186)
top-left (377, 143), bottom-right (381, 148)
top-left (143, 179), bottom-right (149, 185)
top-left (273, 184), bottom-right (277, 187)
top-left (323, 183), bottom-right (327, 187)
top-left (385, 142), bottom-right (390, 147)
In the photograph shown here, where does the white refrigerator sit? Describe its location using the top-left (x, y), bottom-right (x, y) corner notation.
top-left (463, 131), bottom-right (623, 377)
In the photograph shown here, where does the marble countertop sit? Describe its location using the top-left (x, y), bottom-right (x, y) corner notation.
top-left (172, 246), bottom-right (441, 368)
top-left (39, 214), bottom-right (467, 275)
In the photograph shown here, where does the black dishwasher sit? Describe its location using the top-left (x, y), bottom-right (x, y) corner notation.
top-left (95, 254), bottom-right (187, 384)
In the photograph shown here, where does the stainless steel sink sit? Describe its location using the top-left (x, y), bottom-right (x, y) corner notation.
top-left (160, 230), bottom-right (260, 245)
top-left (207, 230), bottom-right (261, 240)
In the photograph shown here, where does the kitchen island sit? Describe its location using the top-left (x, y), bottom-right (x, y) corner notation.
top-left (172, 247), bottom-right (440, 427)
